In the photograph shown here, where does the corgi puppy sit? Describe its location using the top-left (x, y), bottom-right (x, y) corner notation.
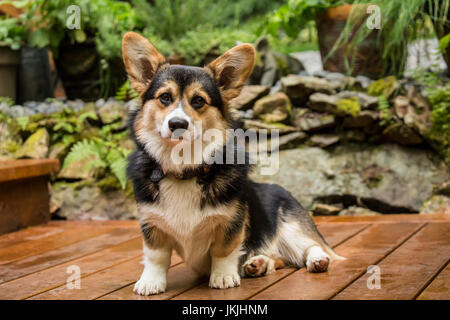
top-left (122, 32), bottom-right (343, 296)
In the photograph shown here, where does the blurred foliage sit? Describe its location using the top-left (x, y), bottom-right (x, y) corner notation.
top-left (0, 101), bottom-right (134, 190)
top-left (0, 16), bottom-right (26, 49)
top-left (263, 0), bottom-right (344, 38)
top-left (412, 69), bottom-right (450, 164)
top-left (0, 96), bottom-right (15, 107)
top-left (331, 0), bottom-right (449, 76)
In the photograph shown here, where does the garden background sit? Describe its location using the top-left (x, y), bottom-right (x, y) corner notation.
top-left (0, 0), bottom-right (449, 222)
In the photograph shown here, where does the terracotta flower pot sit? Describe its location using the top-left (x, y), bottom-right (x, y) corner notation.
top-left (316, 4), bottom-right (384, 77)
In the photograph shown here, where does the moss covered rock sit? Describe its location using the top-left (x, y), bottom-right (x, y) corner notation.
top-left (15, 128), bottom-right (49, 159)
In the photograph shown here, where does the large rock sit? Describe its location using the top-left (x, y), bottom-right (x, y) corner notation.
top-left (382, 122), bottom-right (423, 145)
top-left (243, 119), bottom-right (300, 134)
top-left (97, 99), bottom-right (128, 128)
top-left (308, 91), bottom-right (377, 117)
top-left (15, 128), bottom-right (49, 159)
top-left (251, 143), bottom-right (450, 212)
top-left (51, 183), bottom-right (137, 220)
top-left (342, 110), bottom-right (379, 133)
top-left (337, 91), bottom-right (378, 109)
top-left (253, 92), bottom-right (291, 124)
top-left (229, 85), bottom-right (270, 110)
top-left (292, 108), bottom-right (336, 132)
top-left (281, 75), bottom-right (334, 106)
top-left (394, 87), bottom-right (432, 136)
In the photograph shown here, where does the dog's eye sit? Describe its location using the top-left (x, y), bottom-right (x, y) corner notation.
top-left (159, 93), bottom-right (172, 106)
top-left (191, 96), bottom-right (205, 109)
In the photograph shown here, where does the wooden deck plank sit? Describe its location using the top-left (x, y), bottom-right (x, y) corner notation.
top-left (251, 222), bottom-right (424, 300)
top-left (334, 222), bottom-right (450, 300)
top-left (0, 228), bottom-right (139, 283)
top-left (47, 220), bottom-right (139, 228)
top-left (0, 238), bottom-right (142, 299)
top-left (314, 214), bottom-right (450, 224)
top-left (0, 225), bottom-right (121, 265)
top-left (171, 223), bottom-right (368, 300)
top-left (417, 262), bottom-right (450, 300)
top-left (0, 224), bottom-right (66, 249)
top-left (99, 263), bottom-right (203, 300)
top-left (28, 253), bottom-right (182, 300)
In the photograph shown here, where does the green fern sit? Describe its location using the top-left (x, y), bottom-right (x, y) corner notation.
top-left (378, 95), bottom-right (393, 127)
top-left (115, 80), bottom-right (138, 102)
top-left (63, 139), bottom-right (107, 172)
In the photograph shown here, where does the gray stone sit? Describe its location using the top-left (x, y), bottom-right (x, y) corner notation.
top-left (229, 85), bottom-right (270, 110)
top-left (253, 92), bottom-right (291, 124)
top-left (15, 128), bottom-right (49, 159)
top-left (342, 110), bottom-right (379, 131)
top-left (251, 144), bottom-right (450, 212)
top-left (308, 134), bottom-right (340, 148)
top-left (243, 119), bottom-right (300, 134)
top-left (339, 206), bottom-right (381, 216)
top-left (281, 75), bottom-right (334, 106)
top-left (292, 108), bottom-right (336, 132)
top-left (394, 88), bottom-right (432, 136)
top-left (420, 195), bottom-right (450, 214)
top-left (382, 122), bottom-right (423, 145)
top-left (97, 99), bottom-right (128, 128)
top-left (51, 184), bottom-right (137, 220)
top-left (312, 203), bottom-right (342, 216)
top-left (337, 91), bottom-right (379, 109)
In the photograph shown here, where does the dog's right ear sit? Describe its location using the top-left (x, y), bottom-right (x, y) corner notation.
top-left (122, 32), bottom-right (166, 95)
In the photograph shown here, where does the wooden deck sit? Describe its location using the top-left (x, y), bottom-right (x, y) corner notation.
top-left (0, 214), bottom-right (448, 300)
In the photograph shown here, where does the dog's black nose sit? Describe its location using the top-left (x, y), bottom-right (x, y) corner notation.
top-left (168, 117), bottom-right (189, 132)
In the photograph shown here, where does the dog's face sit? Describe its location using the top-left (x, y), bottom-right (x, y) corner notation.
top-left (122, 32), bottom-right (255, 172)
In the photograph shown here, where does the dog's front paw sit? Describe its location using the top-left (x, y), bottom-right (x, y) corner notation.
top-left (133, 275), bottom-right (166, 296)
top-left (209, 272), bottom-right (241, 289)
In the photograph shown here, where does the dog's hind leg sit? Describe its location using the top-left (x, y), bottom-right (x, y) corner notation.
top-left (242, 255), bottom-right (285, 277)
top-left (305, 245), bottom-right (330, 273)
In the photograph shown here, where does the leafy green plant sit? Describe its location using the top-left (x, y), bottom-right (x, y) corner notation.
top-left (439, 32), bottom-right (450, 53)
top-left (0, 96), bottom-right (15, 107)
top-left (0, 16), bottom-right (26, 49)
top-left (115, 80), bottom-right (138, 102)
top-left (332, 0), bottom-right (449, 76)
top-left (264, 0), bottom-right (344, 38)
top-left (63, 138), bottom-right (131, 189)
top-left (377, 95), bottom-right (393, 126)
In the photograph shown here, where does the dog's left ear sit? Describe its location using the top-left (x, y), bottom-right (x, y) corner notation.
top-left (206, 44), bottom-right (255, 101)
top-left (122, 32), bottom-right (166, 95)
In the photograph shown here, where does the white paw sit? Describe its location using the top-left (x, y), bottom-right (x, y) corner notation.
top-left (133, 275), bottom-right (166, 296)
top-left (243, 255), bottom-right (275, 277)
top-left (209, 272), bottom-right (241, 289)
top-left (306, 246), bottom-right (330, 273)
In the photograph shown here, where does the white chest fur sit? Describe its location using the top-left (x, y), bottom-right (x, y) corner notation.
top-left (137, 177), bottom-right (236, 274)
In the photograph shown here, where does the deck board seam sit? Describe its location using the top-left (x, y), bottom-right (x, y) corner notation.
top-left (92, 261), bottom-right (185, 300)
top-left (0, 226), bottom-right (127, 266)
top-left (413, 258), bottom-right (450, 300)
top-left (18, 237), bottom-right (143, 299)
top-left (0, 234), bottom-right (141, 286)
top-left (328, 222), bottom-right (428, 300)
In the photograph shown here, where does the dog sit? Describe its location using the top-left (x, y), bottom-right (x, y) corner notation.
top-left (122, 32), bottom-right (343, 295)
